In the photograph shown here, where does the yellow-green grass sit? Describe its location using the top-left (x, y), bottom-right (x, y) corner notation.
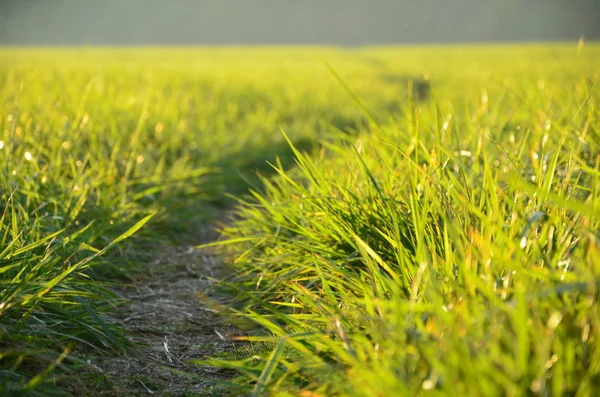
top-left (0, 43), bottom-right (599, 395)
top-left (199, 44), bottom-right (600, 396)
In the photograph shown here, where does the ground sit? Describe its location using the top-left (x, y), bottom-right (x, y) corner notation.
top-left (72, 213), bottom-right (240, 397)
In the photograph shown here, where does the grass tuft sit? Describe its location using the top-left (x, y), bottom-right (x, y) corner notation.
top-left (208, 44), bottom-right (600, 396)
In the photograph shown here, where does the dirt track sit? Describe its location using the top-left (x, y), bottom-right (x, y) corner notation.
top-left (80, 214), bottom-right (240, 396)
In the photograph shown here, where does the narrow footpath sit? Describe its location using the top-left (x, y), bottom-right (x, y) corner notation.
top-left (79, 214), bottom-right (240, 396)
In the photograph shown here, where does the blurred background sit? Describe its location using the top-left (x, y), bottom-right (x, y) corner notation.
top-left (1, 0), bottom-right (599, 46)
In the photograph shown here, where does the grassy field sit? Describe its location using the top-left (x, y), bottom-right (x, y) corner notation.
top-left (1, 43), bottom-right (599, 396)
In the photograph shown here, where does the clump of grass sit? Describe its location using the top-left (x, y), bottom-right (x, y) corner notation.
top-left (0, 190), bottom-right (154, 395)
top-left (204, 45), bottom-right (600, 396)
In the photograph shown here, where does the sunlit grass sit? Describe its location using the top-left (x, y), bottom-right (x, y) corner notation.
top-left (0, 43), bottom-right (599, 395)
top-left (197, 44), bottom-right (600, 396)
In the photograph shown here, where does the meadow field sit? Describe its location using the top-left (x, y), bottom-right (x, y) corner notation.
top-left (1, 43), bottom-right (599, 396)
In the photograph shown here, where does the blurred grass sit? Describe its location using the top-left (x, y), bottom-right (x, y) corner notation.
top-left (0, 43), bottom-right (599, 395)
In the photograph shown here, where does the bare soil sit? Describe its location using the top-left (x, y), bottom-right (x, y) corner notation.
top-left (74, 214), bottom-right (242, 396)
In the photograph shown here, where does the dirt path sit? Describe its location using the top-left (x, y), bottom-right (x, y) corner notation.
top-left (79, 214), bottom-right (240, 396)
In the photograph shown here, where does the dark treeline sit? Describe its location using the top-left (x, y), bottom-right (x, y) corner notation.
top-left (0, 0), bottom-right (599, 45)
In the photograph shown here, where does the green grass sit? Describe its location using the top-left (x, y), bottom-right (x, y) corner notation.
top-left (1, 43), bottom-right (599, 395)
top-left (199, 44), bottom-right (600, 396)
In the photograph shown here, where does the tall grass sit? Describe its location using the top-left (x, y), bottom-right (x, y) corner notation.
top-left (200, 44), bottom-right (600, 395)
